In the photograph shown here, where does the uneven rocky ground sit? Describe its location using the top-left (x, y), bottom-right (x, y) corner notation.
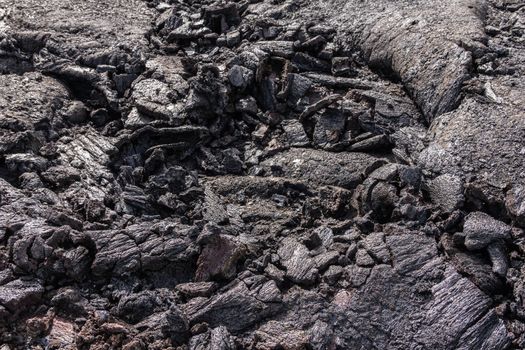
top-left (0, 0), bottom-right (524, 348)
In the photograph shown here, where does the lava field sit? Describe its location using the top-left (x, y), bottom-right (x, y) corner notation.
top-left (0, 0), bottom-right (524, 349)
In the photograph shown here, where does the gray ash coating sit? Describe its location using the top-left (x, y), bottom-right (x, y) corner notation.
top-left (0, 0), bottom-right (524, 349)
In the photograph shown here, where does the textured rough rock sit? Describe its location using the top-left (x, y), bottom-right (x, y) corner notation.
top-left (0, 0), bottom-right (523, 348)
top-left (414, 270), bottom-right (508, 350)
top-left (0, 278), bottom-right (44, 313)
top-left (183, 280), bottom-right (282, 332)
top-left (311, 0), bottom-right (486, 122)
top-left (257, 148), bottom-right (385, 189)
top-left (278, 238), bottom-right (319, 285)
top-left (463, 211), bottom-right (512, 250)
top-left (195, 233), bottom-right (245, 281)
top-left (428, 174), bottom-right (465, 213)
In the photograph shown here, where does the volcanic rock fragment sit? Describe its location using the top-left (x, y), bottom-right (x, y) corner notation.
top-left (258, 148), bottom-right (385, 189)
top-left (204, 3), bottom-right (241, 33)
top-left (195, 232), bottom-right (245, 281)
top-left (300, 94), bottom-right (342, 121)
top-left (282, 120), bottom-right (310, 147)
top-left (176, 282), bottom-right (218, 298)
top-left (428, 174), bottom-right (465, 213)
top-left (228, 65), bottom-right (254, 90)
top-left (116, 290), bottom-right (175, 324)
top-left (184, 279), bottom-right (281, 332)
top-left (0, 278), bottom-right (44, 313)
top-left (348, 134), bottom-right (390, 152)
top-left (188, 326), bottom-right (236, 350)
top-left (132, 79), bottom-right (177, 120)
top-left (277, 237), bottom-right (318, 284)
top-left (463, 212), bottom-right (511, 251)
top-left (313, 108), bottom-right (346, 148)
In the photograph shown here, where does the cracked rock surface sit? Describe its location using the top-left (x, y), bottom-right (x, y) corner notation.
top-left (0, 0), bottom-right (524, 349)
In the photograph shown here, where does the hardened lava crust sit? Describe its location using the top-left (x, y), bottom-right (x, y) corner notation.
top-left (0, 0), bottom-right (524, 348)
